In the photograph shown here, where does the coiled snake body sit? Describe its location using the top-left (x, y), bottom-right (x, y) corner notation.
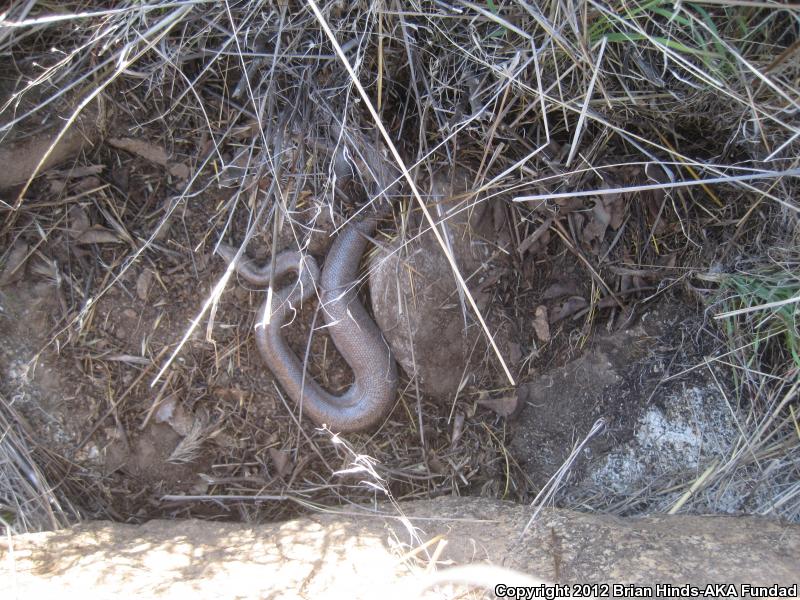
top-left (219, 211), bottom-right (398, 433)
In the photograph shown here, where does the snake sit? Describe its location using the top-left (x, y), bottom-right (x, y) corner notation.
top-left (218, 208), bottom-right (398, 433)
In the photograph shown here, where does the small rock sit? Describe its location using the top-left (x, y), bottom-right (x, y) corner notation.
top-left (77, 225), bottom-right (121, 245)
top-left (369, 169), bottom-right (505, 399)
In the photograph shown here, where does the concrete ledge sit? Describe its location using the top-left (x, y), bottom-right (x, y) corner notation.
top-left (2, 497), bottom-right (798, 598)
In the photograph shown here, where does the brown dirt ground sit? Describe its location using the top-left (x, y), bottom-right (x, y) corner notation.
top-left (0, 103), bottom-right (725, 524)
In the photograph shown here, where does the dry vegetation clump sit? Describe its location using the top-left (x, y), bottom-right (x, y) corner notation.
top-left (0, 395), bottom-right (80, 532)
top-left (0, 0), bottom-right (798, 531)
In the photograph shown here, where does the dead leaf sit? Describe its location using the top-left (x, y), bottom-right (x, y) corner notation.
top-left (582, 200), bottom-right (610, 245)
top-left (229, 121), bottom-right (260, 140)
top-left (593, 198), bottom-right (612, 228)
top-left (492, 199), bottom-right (507, 232)
top-left (49, 179), bottom-right (67, 194)
top-left (67, 205), bottom-right (90, 236)
top-left (136, 270), bottom-right (154, 301)
top-left (533, 305), bottom-right (550, 342)
top-left (605, 194), bottom-right (626, 229)
top-left (269, 448), bottom-right (294, 478)
top-left (542, 281), bottom-right (581, 300)
top-left (108, 137), bottom-right (170, 165)
top-left (77, 225), bottom-right (121, 245)
top-left (451, 412), bottom-right (465, 446)
top-left (70, 175), bottom-right (102, 193)
top-left (552, 296), bottom-right (588, 322)
top-left (108, 139), bottom-right (189, 180)
top-left (660, 253), bottom-right (677, 269)
top-left (47, 165), bottom-right (105, 194)
top-left (476, 390), bottom-right (519, 417)
top-left (51, 164), bottom-right (105, 179)
top-left (643, 189), bottom-right (667, 235)
top-left (518, 217), bottom-right (553, 256)
top-left (169, 162), bottom-right (190, 180)
top-left (554, 196), bottom-right (584, 212)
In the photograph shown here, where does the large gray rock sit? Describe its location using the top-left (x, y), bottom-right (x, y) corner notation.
top-left (370, 170), bottom-right (503, 399)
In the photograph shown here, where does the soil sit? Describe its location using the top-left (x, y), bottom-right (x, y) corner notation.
top-left (0, 280), bottom-right (94, 450)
